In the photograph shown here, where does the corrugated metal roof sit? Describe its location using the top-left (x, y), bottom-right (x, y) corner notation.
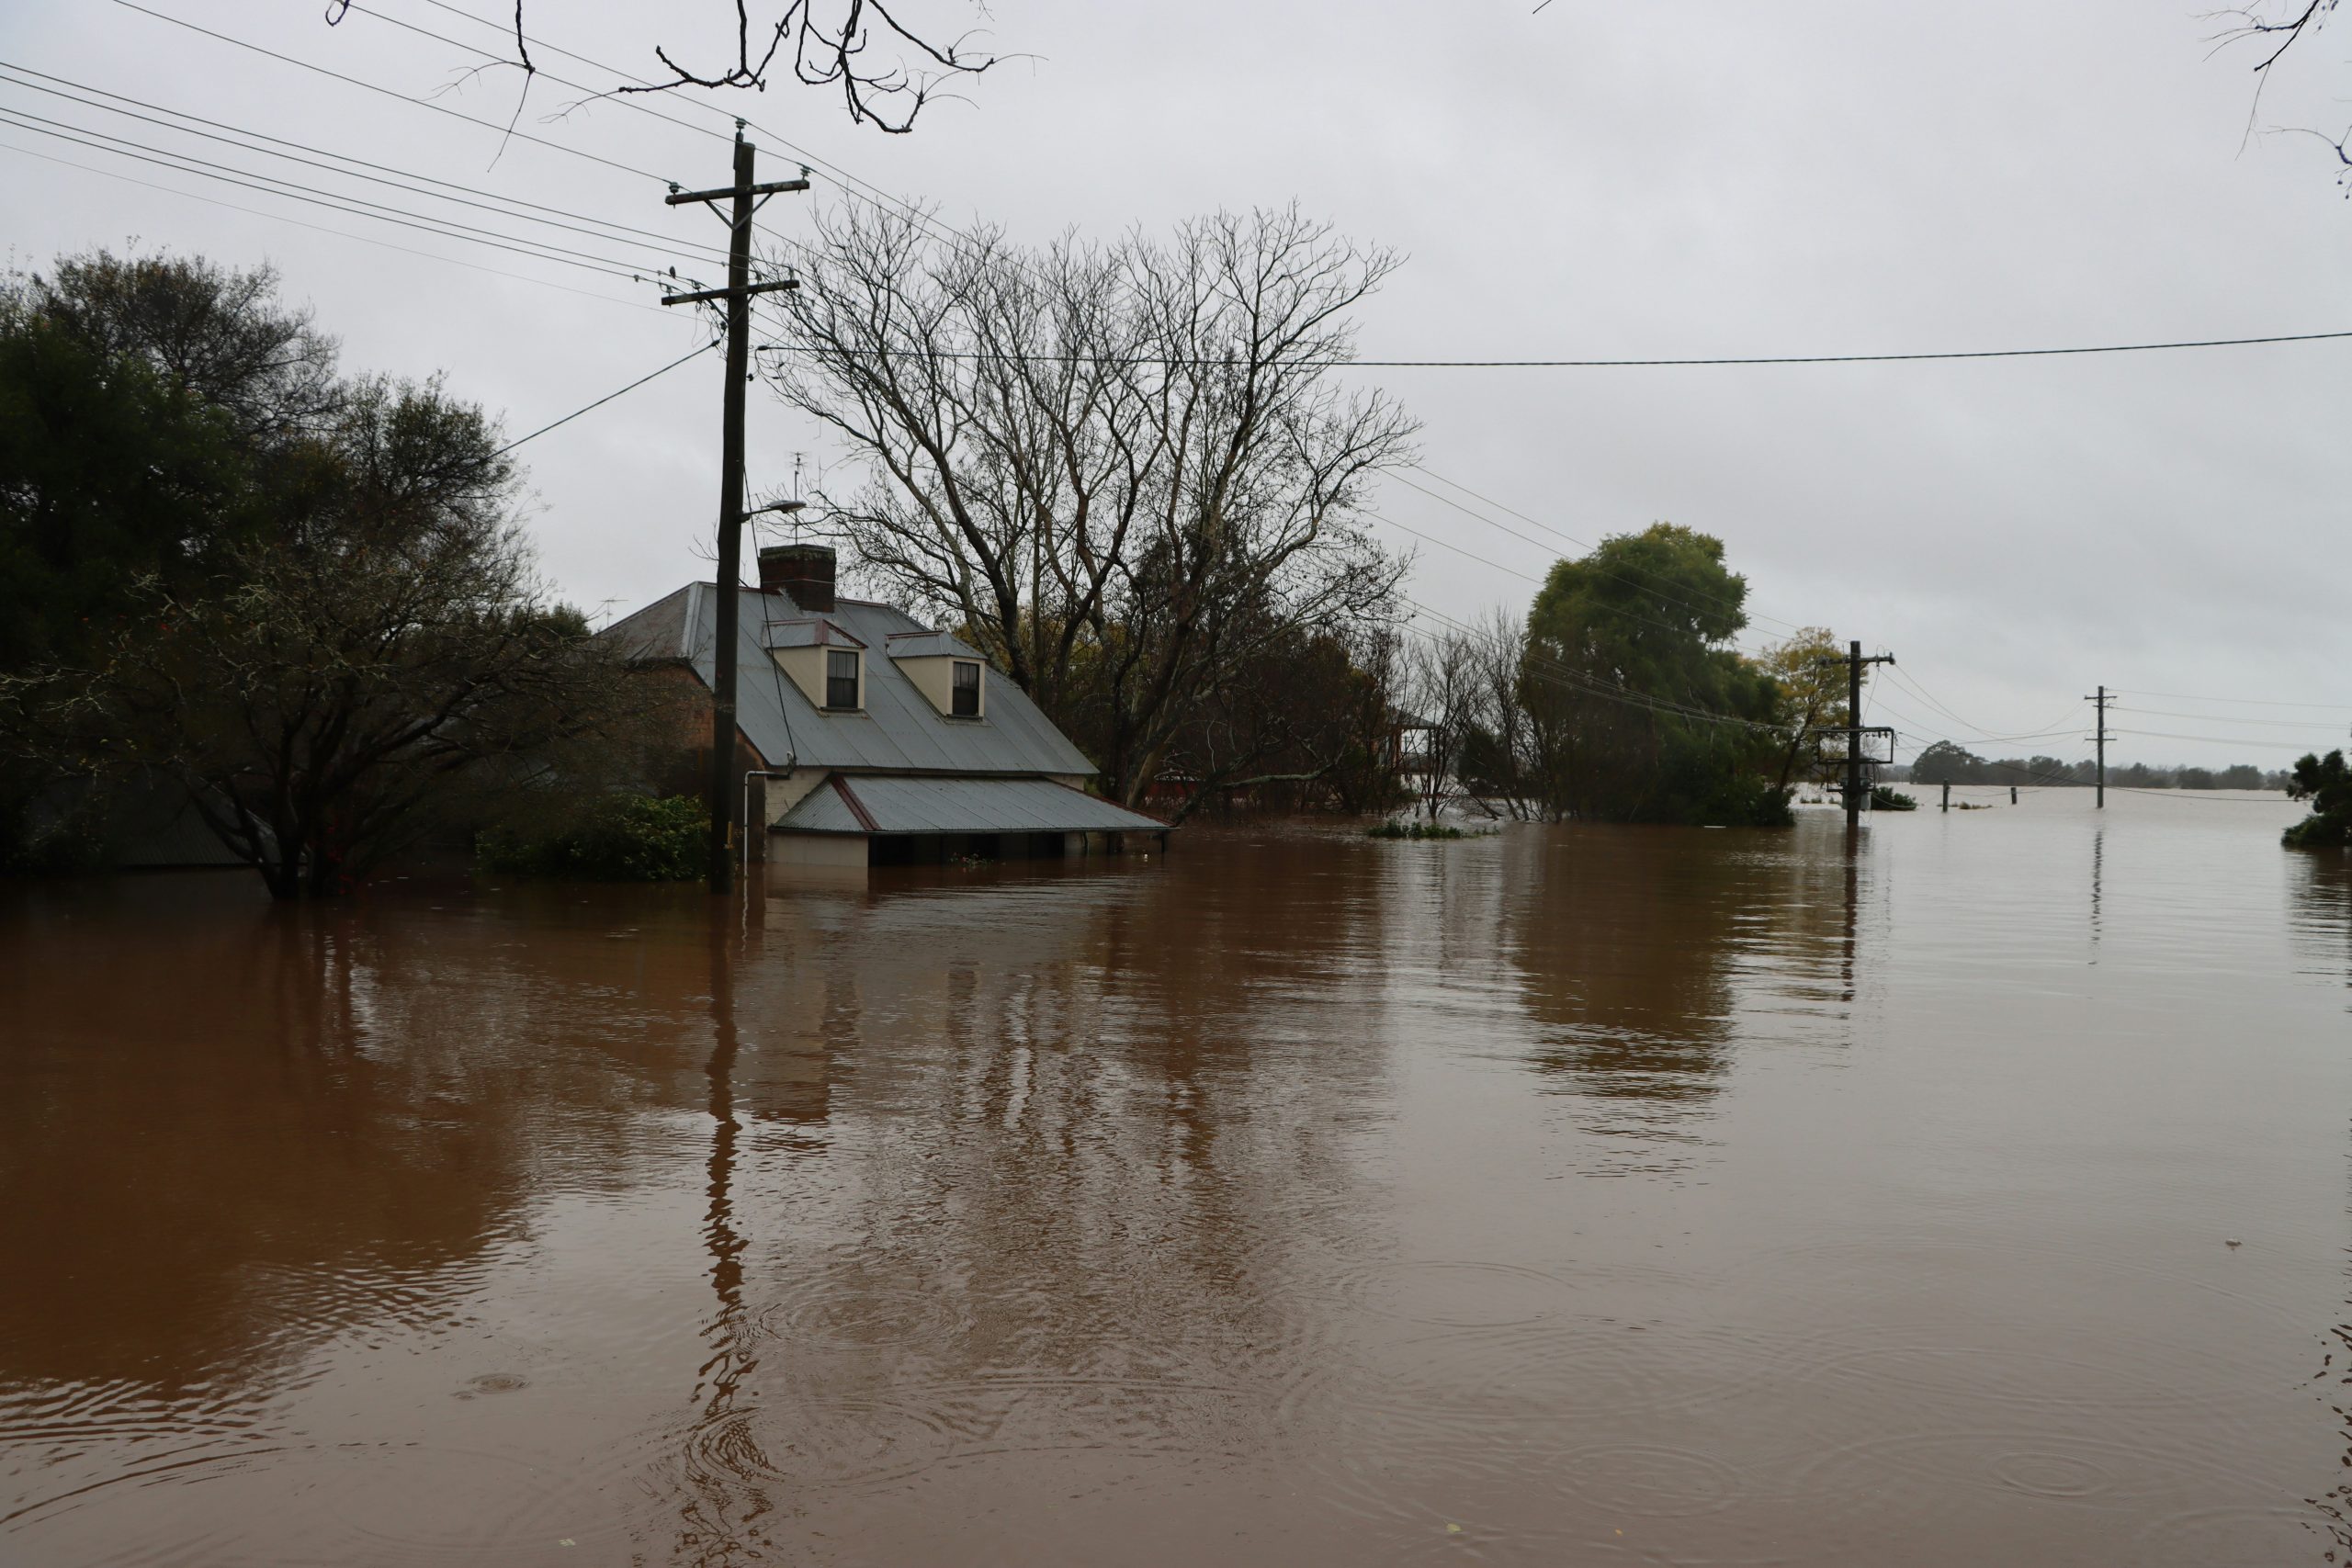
top-left (601, 583), bottom-right (1098, 776)
top-left (761, 617), bottom-right (865, 649)
top-left (776, 774), bottom-right (1168, 836)
top-left (882, 630), bottom-right (981, 660)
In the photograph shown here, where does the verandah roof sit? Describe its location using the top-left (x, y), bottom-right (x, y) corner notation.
top-left (775, 774), bottom-right (1168, 837)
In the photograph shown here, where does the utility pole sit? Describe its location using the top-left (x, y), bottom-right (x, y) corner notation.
top-left (2085, 684), bottom-right (2112, 808)
top-left (1817, 640), bottom-right (1896, 829)
top-left (662, 126), bottom-right (808, 894)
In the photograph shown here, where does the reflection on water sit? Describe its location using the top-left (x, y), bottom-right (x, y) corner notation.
top-left (2, 796), bottom-right (2347, 1566)
top-left (2090, 824), bottom-right (2105, 957)
top-left (2290, 851), bottom-right (2352, 1001)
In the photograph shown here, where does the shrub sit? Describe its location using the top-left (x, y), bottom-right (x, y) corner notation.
top-left (1681, 770), bottom-right (1796, 828)
top-left (1366, 819), bottom-right (1490, 840)
top-left (1871, 785), bottom-right (1918, 811)
top-left (478, 793), bottom-right (705, 881)
top-left (2284, 750), bottom-right (2352, 851)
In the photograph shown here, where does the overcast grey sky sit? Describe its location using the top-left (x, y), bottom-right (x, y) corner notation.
top-left (4, 1), bottom-right (2347, 767)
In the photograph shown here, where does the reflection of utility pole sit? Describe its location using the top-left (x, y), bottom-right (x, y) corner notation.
top-left (2085, 685), bottom-right (2113, 808)
top-left (662, 125), bottom-right (808, 895)
top-left (2089, 826), bottom-right (2104, 958)
top-left (1816, 640), bottom-right (1897, 829)
top-left (681, 924), bottom-right (764, 1556)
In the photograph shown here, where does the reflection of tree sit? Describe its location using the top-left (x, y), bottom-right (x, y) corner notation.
top-left (2288, 852), bottom-right (2352, 999)
top-left (2289, 853), bottom-right (2352, 1563)
top-left (0, 889), bottom-right (522, 1395)
top-left (1498, 820), bottom-right (1850, 1148)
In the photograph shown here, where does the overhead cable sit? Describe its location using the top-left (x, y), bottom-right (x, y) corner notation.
top-left (107, 0), bottom-right (676, 186)
top-left (0, 137), bottom-right (671, 316)
top-left (0, 105), bottom-right (673, 282)
top-left (0, 61), bottom-right (730, 265)
top-left (2111, 688), bottom-right (2352, 711)
top-left (492, 341), bottom-right (716, 457)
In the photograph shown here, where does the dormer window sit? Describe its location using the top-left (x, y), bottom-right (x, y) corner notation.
top-left (952, 660), bottom-right (981, 717)
top-left (826, 649), bottom-right (860, 710)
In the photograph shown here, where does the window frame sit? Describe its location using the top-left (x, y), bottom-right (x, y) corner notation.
top-left (950, 660), bottom-right (981, 717)
top-left (824, 649), bottom-right (861, 711)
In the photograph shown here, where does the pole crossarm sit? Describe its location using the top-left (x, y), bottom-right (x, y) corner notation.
top-left (665, 177), bottom-right (811, 207)
top-left (661, 278), bottom-right (799, 307)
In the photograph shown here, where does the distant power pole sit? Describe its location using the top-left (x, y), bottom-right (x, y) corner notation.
top-left (1818, 640), bottom-right (1896, 829)
top-left (662, 126), bottom-right (808, 895)
top-left (2085, 684), bottom-right (2113, 808)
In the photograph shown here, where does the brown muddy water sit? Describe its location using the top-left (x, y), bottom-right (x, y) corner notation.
top-left (3, 790), bottom-right (2349, 1566)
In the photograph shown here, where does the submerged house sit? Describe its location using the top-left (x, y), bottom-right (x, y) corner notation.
top-left (602, 543), bottom-right (1168, 869)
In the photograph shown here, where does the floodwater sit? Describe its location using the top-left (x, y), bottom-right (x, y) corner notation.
top-left (3, 790), bottom-right (2348, 1566)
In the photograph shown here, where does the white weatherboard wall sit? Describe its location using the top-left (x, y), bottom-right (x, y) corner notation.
top-left (759, 768), bottom-right (831, 826)
top-left (767, 829), bottom-right (865, 869)
top-left (771, 646), bottom-right (861, 711)
top-left (893, 654), bottom-right (982, 719)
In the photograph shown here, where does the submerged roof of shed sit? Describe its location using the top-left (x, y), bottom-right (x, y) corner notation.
top-left (777, 774), bottom-right (1167, 836)
top-left (600, 583), bottom-right (1096, 777)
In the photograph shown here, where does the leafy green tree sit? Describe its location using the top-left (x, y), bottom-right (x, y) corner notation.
top-left (1520, 524), bottom-right (1789, 826)
top-left (1910, 740), bottom-right (1985, 785)
top-left (0, 253), bottom-right (321, 859)
top-left (0, 254), bottom-right (325, 673)
top-left (1760, 626), bottom-right (1846, 791)
top-left (2, 251), bottom-right (651, 895)
top-left (2285, 750), bottom-right (2352, 849)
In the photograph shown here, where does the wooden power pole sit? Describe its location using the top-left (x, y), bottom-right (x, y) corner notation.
top-left (1819, 640), bottom-right (1896, 829)
top-left (2086, 684), bottom-right (2112, 808)
top-left (662, 127), bottom-right (807, 894)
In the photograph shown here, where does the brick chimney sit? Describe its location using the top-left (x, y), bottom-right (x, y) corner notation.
top-left (758, 542), bottom-right (835, 612)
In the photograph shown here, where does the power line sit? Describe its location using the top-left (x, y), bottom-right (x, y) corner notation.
top-left (1398, 465), bottom-right (1813, 637)
top-left (1371, 513), bottom-right (1785, 719)
top-left (106, 0), bottom-right (676, 186)
top-left (492, 341), bottom-right (715, 457)
top-left (381, 0), bottom-right (995, 270)
top-left (2109, 703), bottom-right (2352, 729)
top-left (2109, 728), bottom-right (2332, 750)
top-left (0, 104), bottom-right (673, 283)
top-left (0, 60), bottom-right (732, 266)
top-left (2110, 687), bottom-right (2352, 712)
top-left (410, 0), bottom-right (2352, 412)
top-left (749, 327), bottom-right (2352, 371)
top-left (1397, 595), bottom-right (1785, 733)
top-left (0, 137), bottom-right (671, 315)
top-left (2109, 785), bottom-right (2295, 803)
top-left (1879, 663), bottom-right (2088, 749)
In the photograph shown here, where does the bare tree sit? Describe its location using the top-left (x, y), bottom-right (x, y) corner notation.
top-left (341, 0), bottom-right (1001, 133)
top-left (768, 207), bottom-right (1147, 721)
top-left (616, 0), bottom-right (999, 130)
top-left (1404, 622), bottom-right (1485, 818)
top-left (1461, 609), bottom-right (1545, 821)
top-left (765, 201), bottom-right (1418, 807)
top-left (2206, 1), bottom-right (2352, 180)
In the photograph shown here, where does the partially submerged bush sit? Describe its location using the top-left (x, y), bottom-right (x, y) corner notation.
top-left (1871, 785), bottom-right (1918, 811)
top-left (1366, 819), bottom-right (1494, 840)
top-left (478, 793), bottom-right (705, 881)
top-left (2285, 750), bottom-right (2352, 850)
